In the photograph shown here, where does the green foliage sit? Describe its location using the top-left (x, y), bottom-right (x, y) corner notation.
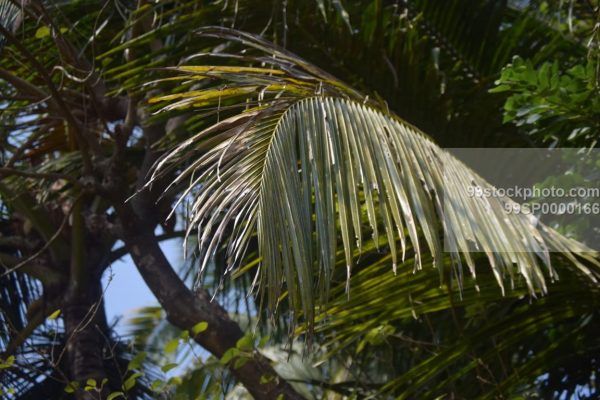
top-left (107, 392), bottom-right (126, 400)
top-left (164, 338), bottom-right (180, 354)
top-left (127, 352), bottom-right (148, 371)
top-left (492, 56), bottom-right (600, 146)
top-left (63, 381), bottom-right (79, 394)
top-left (190, 321), bottom-right (208, 335)
top-left (307, 245), bottom-right (600, 398)
top-left (46, 309), bottom-right (61, 320)
top-left (123, 372), bottom-right (142, 391)
top-left (160, 363), bottom-right (178, 373)
top-left (33, 26), bottom-right (50, 39)
top-left (0, 355), bottom-right (15, 369)
top-left (121, 308), bottom-right (248, 398)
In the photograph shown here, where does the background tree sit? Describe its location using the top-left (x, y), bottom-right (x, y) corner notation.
top-left (1, 1), bottom-right (599, 399)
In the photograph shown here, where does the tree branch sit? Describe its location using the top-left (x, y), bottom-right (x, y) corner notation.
top-left (116, 203), bottom-right (304, 400)
top-left (104, 229), bottom-right (194, 269)
top-left (0, 67), bottom-right (48, 99)
top-left (0, 167), bottom-right (81, 186)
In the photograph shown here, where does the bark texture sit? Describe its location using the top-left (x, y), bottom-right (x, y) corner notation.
top-left (63, 280), bottom-right (113, 400)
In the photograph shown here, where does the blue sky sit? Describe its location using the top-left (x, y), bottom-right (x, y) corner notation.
top-left (102, 237), bottom-right (183, 333)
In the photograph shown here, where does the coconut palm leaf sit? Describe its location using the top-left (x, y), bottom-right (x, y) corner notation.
top-left (301, 239), bottom-right (600, 397)
top-left (146, 28), bottom-right (600, 329)
top-left (0, 0), bottom-right (22, 50)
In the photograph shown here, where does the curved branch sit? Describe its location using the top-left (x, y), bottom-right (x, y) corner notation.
top-left (104, 229), bottom-right (193, 268)
top-left (116, 203), bottom-right (304, 400)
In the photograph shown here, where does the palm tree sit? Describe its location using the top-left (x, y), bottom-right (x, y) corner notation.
top-left (1, 0), bottom-right (599, 399)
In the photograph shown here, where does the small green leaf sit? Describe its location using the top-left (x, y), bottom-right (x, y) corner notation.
top-left (191, 321), bottom-right (208, 335)
top-left (127, 351), bottom-right (147, 371)
top-left (236, 334), bottom-right (254, 351)
top-left (258, 335), bottom-right (270, 348)
top-left (167, 376), bottom-right (182, 385)
top-left (107, 391), bottom-right (125, 400)
top-left (260, 374), bottom-right (272, 384)
top-left (150, 379), bottom-right (164, 391)
top-left (48, 309), bottom-right (61, 320)
top-left (0, 355), bottom-right (15, 369)
top-left (123, 372), bottom-right (141, 390)
top-left (489, 84), bottom-right (512, 93)
top-left (35, 26), bottom-right (51, 39)
top-left (234, 356), bottom-right (249, 369)
top-left (161, 363), bottom-right (178, 373)
top-left (180, 330), bottom-right (190, 340)
top-left (164, 338), bottom-right (179, 353)
top-left (220, 348), bottom-right (239, 365)
top-left (86, 379), bottom-right (97, 387)
top-left (64, 381), bottom-right (80, 393)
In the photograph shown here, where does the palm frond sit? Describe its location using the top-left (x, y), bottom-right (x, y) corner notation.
top-left (0, 0), bottom-right (21, 50)
top-left (146, 29), bottom-right (600, 328)
top-left (305, 242), bottom-right (600, 397)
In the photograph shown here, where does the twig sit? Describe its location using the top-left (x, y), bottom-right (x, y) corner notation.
top-left (3, 123), bottom-right (53, 168)
top-left (0, 68), bottom-right (47, 98)
top-left (0, 167), bottom-right (81, 186)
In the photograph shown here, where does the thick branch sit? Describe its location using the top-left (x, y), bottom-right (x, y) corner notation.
top-left (104, 229), bottom-right (194, 269)
top-left (116, 204), bottom-right (303, 400)
top-left (0, 67), bottom-right (47, 99)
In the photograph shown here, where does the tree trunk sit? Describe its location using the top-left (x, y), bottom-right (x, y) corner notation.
top-left (63, 280), bottom-right (113, 400)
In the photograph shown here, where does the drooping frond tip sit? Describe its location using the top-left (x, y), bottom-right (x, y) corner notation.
top-left (146, 28), bottom-right (600, 325)
top-left (0, 0), bottom-right (22, 50)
